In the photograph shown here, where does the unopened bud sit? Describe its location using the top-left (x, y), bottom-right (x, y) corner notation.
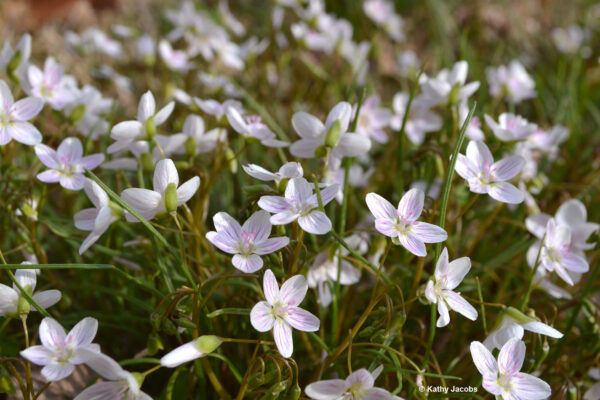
top-left (69, 104), bottom-right (86, 123)
top-left (325, 120), bottom-right (342, 148)
top-left (315, 145), bottom-right (328, 158)
top-left (145, 116), bottom-right (156, 138)
top-left (195, 335), bottom-right (222, 354)
top-left (147, 333), bottom-right (163, 355)
top-left (17, 296), bottom-right (30, 316)
top-left (164, 182), bottom-right (178, 213)
top-left (505, 307), bottom-right (536, 324)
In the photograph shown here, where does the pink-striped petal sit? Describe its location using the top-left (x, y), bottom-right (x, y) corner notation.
top-left (212, 212), bottom-right (242, 241)
top-left (298, 211), bottom-right (332, 235)
top-left (305, 379), bottom-right (346, 399)
top-left (488, 181), bottom-right (524, 204)
top-left (270, 211), bottom-right (298, 225)
top-left (263, 269), bottom-right (279, 304)
top-left (205, 232), bottom-right (238, 254)
top-left (41, 364), bottom-right (74, 381)
top-left (66, 317), bottom-right (98, 347)
top-left (374, 219), bottom-right (398, 237)
top-left (284, 306), bottom-right (319, 332)
top-left (57, 137), bottom-right (83, 162)
top-left (466, 140), bottom-right (493, 171)
top-left (455, 154), bottom-right (478, 180)
top-left (470, 341), bottom-right (498, 376)
top-left (498, 338), bottom-right (525, 375)
top-left (250, 301), bottom-right (274, 332)
top-left (398, 188), bottom-right (424, 221)
top-left (365, 193), bottom-right (396, 220)
top-left (254, 237), bottom-right (289, 255)
top-left (153, 159), bottom-right (179, 193)
top-left (20, 346), bottom-right (53, 365)
top-left (273, 319), bottom-right (293, 358)
top-left (285, 177), bottom-right (313, 205)
top-left (39, 317), bottom-right (67, 348)
top-left (411, 221), bottom-right (447, 243)
top-left (399, 233), bottom-right (426, 257)
top-left (79, 154), bottom-right (105, 170)
top-left (442, 291), bottom-right (478, 321)
top-left (490, 155), bottom-right (525, 181)
top-left (11, 97), bottom-right (44, 120)
top-left (242, 211), bottom-right (272, 242)
top-left (7, 122), bottom-right (42, 145)
top-left (511, 373), bottom-right (551, 400)
top-left (258, 196), bottom-right (291, 213)
top-left (60, 174), bottom-right (86, 190)
top-left (37, 169), bottom-right (61, 183)
top-left (280, 274), bottom-right (308, 306)
top-left (232, 254), bottom-right (263, 273)
top-left (345, 369), bottom-right (374, 390)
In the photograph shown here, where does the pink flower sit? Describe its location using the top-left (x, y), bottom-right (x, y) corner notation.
top-left (365, 188), bottom-right (447, 257)
top-left (206, 211), bottom-right (290, 273)
top-left (250, 269), bottom-right (319, 358)
top-left (455, 140), bottom-right (526, 204)
top-left (258, 177), bottom-right (339, 235)
top-left (0, 80), bottom-right (44, 146)
top-left (306, 366), bottom-right (402, 399)
top-left (470, 338), bottom-right (551, 400)
top-left (26, 57), bottom-right (78, 110)
top-left (35, 137), bottom-right (104, 191)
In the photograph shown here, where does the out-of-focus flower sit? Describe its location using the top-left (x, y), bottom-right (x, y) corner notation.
top-left (397, 50), bottom-right (420, 77)
top-left (0, 33), bottom-right (31, 81)
top-left (25, 57), bottom-right (78, 110)
top-left (0, 80), bottom-right (44, 146)
top-left (160, 335), bottom-right (222, 367)
top-left (64, 85), bottom-right (113, 139)
top-left (455, 140), bottom-right (526, 204)
top-left (459, 101), bottom-right (484, 140)
top-left (484, 113), bottom-right (538, 142)
top-left (552, 25), bottom-right (588, 55)
top-left (363, 0), bottom-right (405, 42)
top-left (226, 107), bottom-right (288, 147)
top-left (121, 159), bottom-right (200, 221)
top-left (365, 188), bottom-right (447, 256)
top-left (419, 61), bottom-right (479, 107)
top-left (486, 60), bottom-right (536, 104)
top-left (193, 98), bottom-right (242, 120)
top-left (75, 179), bottom-right (122, 254)
top-left (219, 0), bottom-right (246, 36)
top-left (353, 95), bottom-right (392, 144)
top-left (307, 250), bottom-right (360, 307)
top-left (306, 366), bottom-right (403, 399)
top-left (290, 102), bottom-right (371, 162)
top-left (0, 269), bottom-right (61, 317)
top-left (250, 269), bottom-right (319, 358)
top-left (74, 348), bottom-right (151, 400)
top-left (158, 40), bottom-right (193, 72)
top-left (136, 34), bottom-right (156, 64)
top-left (108, 91), bottom-right (174, 153)
top-left (258, 177), bottom-right (339, 235)
top-left (483, 308), bottom-right (563, 350)
top-left (471, 339), bottom-right (551, 399)
top-left (527, 125), bottom-right (569, 158)
top-left (175, 114), bottom-right (225, 156)
top-left (425, 247), bottom-right (477, 327)
top-left (243, 162), bottom-right (303, 184)
top-left (35, 137), bottom-right (104, 190)
top-left (206, 211), bottom-right (289, 273)
top-left (65, 28), bottom-right (123, 59)
top-left (390, 93), bottom-right (442, 145)
top-left (20, 317), bottom-right (99, 381)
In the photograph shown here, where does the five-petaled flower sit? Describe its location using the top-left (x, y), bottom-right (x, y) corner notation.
top-left (365, 188), bottom-right (447, 256)
top-left (455, 140), bottom-right (526, 204)
top-left (35, 137), bottom-right (104, 190)
top-left (0, 269), bottom-right (61, 317)
top-left (206, 211), bottom-right (290, 273)
top-left (121, 158), bottom-right (200, 221)
top-left (258, 177), bottom-right (339, 235)
top-left (0, 79), bottom-right (44, 146)
top-left (20, 317), bottom-right (100, 382)
top-left (250, 269), bottom-right (319, 358)
top-left (425, 247), bottom-right (478, 327)
top-left (471, 338), bottom-right (551, 400)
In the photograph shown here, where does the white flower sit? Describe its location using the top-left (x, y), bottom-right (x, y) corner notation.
top-left (75, 348), bottom-right (151, 400)
top-left (552, 25), bottom-right (587, 54)
top-left (471, 338), bottom-right (551, 399)
top-left (455, 140), bottom-right (526, 204)
top-left (26, 57), bottom-right (78, 110)
top-left (459, 101), bottom-right (484, 141)
top-left (243, 162), bottom-right (303, 184)
top-left (307, 250), bottom-right (360, 307)
top-left (250, 269), bottom-right (319, 358)
top-left (418, 61), bottom-right (480, 106)
top-left (160, 335), bottom-right (222, 368)
top-left (363, 0), bottom-right (405, 42)
top-left (206, 211), bottom-right (290, 273)
top-left (0, 270), bottom-right (61, 317)
top-left (226, 107), bottom-right (288, 147)
top-left (425, 248), bottom-right (478, 327)
top-left (0, 79), bottom-right (44, 146)
top-left (35, 137), bottom-right (104, 190)
top-left (174, 114), bottom-right (225, 156)
top-left (107, 91), bottom-right (175, 154)
top-left (158, 40), bottom-right (193, 72)
top-left (484, 113), bottom-right (538, 142)
top-left (64, 85), bottom-right (113, 138)
top-left (193, 98), bottom-right (242, 120)
top-left (390, 93), bottom-right (442, 145)
top-left (120, 159), bottom-right (200, 221)
top-left (258, 177), bottom-right (339, 235)
top-left (20, 317), bottom-right (100, 381)
top-left (290, 102), bottom-right (371, 162)
top-left (486, 60), bottom-right (536, 104)
top-left (74, 179), bottom-right (121, 254)
top-left (353, 95), bottom-right (392, 144)
top-left (0, 33), bottom-right (31, 79)
top-left (306, 366), bottom-right (403, 399)
top-left (483, 309), bottom-right (563, 351)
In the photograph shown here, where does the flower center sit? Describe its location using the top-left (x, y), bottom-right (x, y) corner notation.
top-left (392, 217), bottom-right (412, 236)
top-left (495, 372), bottom-right (513, 393)
top-left (346, 382), bottom-right (367, 398)
top-left (0, 110), bottom-right (13, 127)
top-left (270, 301), bottom-right (288, 320)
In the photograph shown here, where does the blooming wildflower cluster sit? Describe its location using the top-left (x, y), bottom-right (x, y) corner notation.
top-left (0, 1), bottom-right (598, 399)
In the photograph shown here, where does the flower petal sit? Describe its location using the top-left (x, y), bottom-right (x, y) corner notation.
top-left (80, 154), bottom-right (105, 170)
top-left (39, 317), bottom-right (67, 348)
top-left (470, 341), bottom-right (498, 376)
top-left (285, 177), bottom-right (313, 205)
top-left (488, 181), bottom-right (524, 204)
top-left (37, 169), bottom-right (62, 183)
top-left (67, 317), bottom-right (98, 347)
top-left (250, 301), bottom-right (275, 332)
top-left (20, 345), bottom-right (53, 366)
top-left (258, 196), bottom-right (291, 213)
top-left (41, 364), bottom-right (75, 381)
top-left (32, 290), bottom-right (61, 309)
top-left (365, 193), bottom-right (396, 220)
top-left (273, 319), bottom-right (293, 358)
top-left (398, 188), bottom-right (424, 221)
top-left (205, 232), bottom-right (238, 254)
top-left (398, 233), bottom-right (427, 257)
top-left (263, 269), bottom-right (279, 304)
top-left (176, 177), bottom-right (200, 205)
top-left (153, 159), bottom-right (179, 193)
top-left (442, 291), bottom-right (478, 321)
top-left (242, 211), bottom-right (272, 242)
top-left (325, 102), bottom-right (352, 132)
top-left (498, 337), bottom-right (525, 375)
top-left (121, 188), bottom-right (162, 215)
top-left (411, 221), bottom-right (448, 243)
top-left (57, 137), bottom-right (83, 162)
top-left (161, 340), bottom-right (205, 368)
top-left (232, 254), bottom-right (263, 273)
top-left (254, 237), bottom-right (289, 255)
top-left (284, 306), bottom-right (320, 332)
top-left (511, 372), bottom-right (552, 400)
top-left (334, 133), bottom-right (371, 157)
top-left (490, 155), bottom-right (525, 181)
top-left (280, 274), bottom-right (308, 307)
top-left (455, 154), bottom-right (478, 180)
top-left (292, 111), bottom-right (324, 138)
top-left (138, 91), bottom-right (156, 122)
top-left (345, 369), bottom-right (374, 391)
top-left (298, 211), bottom-right (332, 235)
top-left (522, 321), bottom-right (563, 339)
top-left (305, 379), bottom-right (346, 399)
top-left (154, 101), bottom-right (175, 126)
top-left (7, 122), bottom-right (42, 145)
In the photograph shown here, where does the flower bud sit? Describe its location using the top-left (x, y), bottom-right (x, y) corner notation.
top-left (175, 317), bottom-right (197, 330)
top-left (448, 83), bottom-right (461, 105)
top-left (17, 296), bottom-right (30, 316)
top-left (69, 104), bottom-right (86, 123)
top-left (185, 136), bottom-right (197, 157)
top-left (286, 383), bottom-right (301, 400)
top-left (505, 307), bottom-right (536, 324)
top-left (20, 203), bottom-right (38, 221)
top-left (147, 333), bottom-right (164, 355)
top-left (145, 116), bottom-right (157, 138)
top-left (164, 182), bottom-right (178, 213)
top-left (325, 120), bottom-right (342, 148)
top-left (140, 153), bottom-right (154, 172)
top-left (195, 335), bottom-right (222, 354)
top-left (314, 145), bottom-right (328, 158)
